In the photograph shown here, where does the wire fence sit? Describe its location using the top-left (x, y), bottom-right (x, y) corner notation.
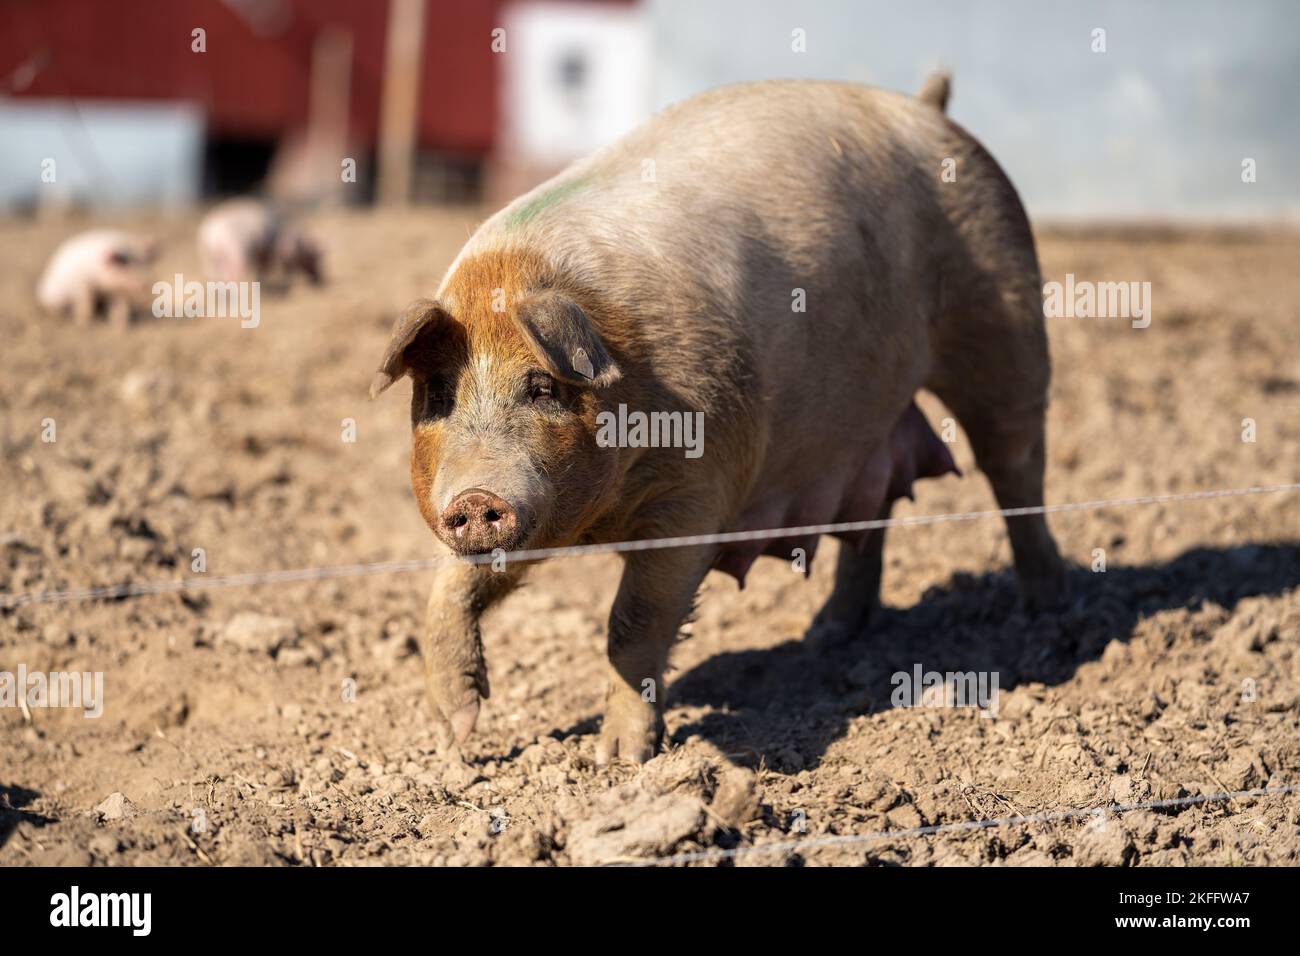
top-left (624, 782), bottom-right (1299, 866)
top-left (2, 481), bottom-right (1296, 608)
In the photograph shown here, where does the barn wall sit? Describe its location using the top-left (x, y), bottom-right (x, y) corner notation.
top-left (0, 0), bottom-right (501, 154)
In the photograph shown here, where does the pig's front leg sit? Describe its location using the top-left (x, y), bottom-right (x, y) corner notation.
top-left (421, 561), bottom-right (519, 753)
top-left (107, 295), bottom-right (131, 332)
top-left (72, 284), bottom-right (97, 327)
top-left (598, 548), bottom-right (711, 765)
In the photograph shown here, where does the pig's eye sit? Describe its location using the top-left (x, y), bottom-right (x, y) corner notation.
top-left (527, 372), bottom-right (557, 404)
top-left (413, 376), bottom-right (454, 420)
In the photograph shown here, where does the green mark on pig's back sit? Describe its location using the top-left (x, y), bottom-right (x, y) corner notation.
top-left (505, 176), bottom-right (587, 229)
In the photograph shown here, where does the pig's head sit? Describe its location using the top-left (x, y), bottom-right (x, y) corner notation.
top-left (370, 271), bottom-right (623, 558)
top-left (277, 230), bottom-right (323, 285)
top-left (103, 236), bottom-right (162, 296)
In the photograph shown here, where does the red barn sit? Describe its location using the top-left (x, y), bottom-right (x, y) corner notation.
top-left (1, 0), bottom-right (646, 204)
top-left (0, 0), bottom-right (560, 202)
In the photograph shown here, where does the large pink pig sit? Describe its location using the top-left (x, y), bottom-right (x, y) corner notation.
top-left (372, 74), bottom-right (1067, 763)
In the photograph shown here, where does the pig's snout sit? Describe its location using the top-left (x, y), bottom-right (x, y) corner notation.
top-left (439, 488), bottom-right (522, 554)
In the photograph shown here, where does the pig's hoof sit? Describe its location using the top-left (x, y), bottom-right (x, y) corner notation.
top-left (1017, 562), bottom-right (1070, 612)
top-left (805, 616), bottom-right (851, 648)
top-left (595, 712), bottom-right (661, 766)
top-left (807, 601), bottom-right (878, 646)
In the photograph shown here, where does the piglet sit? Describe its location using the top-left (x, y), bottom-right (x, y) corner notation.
top-left (37, 230), bottom-right (161, 329)
top-left (197, 199), bottom-right (322, 287)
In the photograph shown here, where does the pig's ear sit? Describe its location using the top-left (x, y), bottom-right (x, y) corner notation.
top-left (369, 298), bottom-right (446, 399)
top-left (513, 291), bottom-right (621, 388)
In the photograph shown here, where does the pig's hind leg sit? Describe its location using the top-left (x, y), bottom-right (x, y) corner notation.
top-left (927, 302), bottom-right (1068, 607)
top-left (964, 410), bottom-right (1066, 607)
top-left (808, 402), bottom-right (959, 642)
top-left (808, 505), bottom-right (890, 643)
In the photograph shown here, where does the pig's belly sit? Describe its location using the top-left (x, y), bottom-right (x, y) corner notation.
top-left (713, 402), bottom-right (957, 586)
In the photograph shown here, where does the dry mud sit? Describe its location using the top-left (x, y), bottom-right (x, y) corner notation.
top-left (1, 211), bottom-right (1298, 866)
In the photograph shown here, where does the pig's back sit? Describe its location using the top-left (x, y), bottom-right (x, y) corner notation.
top-left (467, 81), bottom-right (973, 375)
top-left (199, 200), bottom-right (274, 251)
top-left (474, 79), bottom-right (951, 301)
top-left (459, 80), bottom-right (1032, 508)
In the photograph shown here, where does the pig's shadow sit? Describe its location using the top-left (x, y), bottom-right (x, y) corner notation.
top-left (0, 784), bottom-right (55, 849)
top-left (665, 542), bottom-right (1299, 771)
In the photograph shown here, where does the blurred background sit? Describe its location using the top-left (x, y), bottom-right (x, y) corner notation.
top-left (1, 0), bottom-right (1296, 222)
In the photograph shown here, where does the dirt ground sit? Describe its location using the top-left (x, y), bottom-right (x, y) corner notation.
top-left (2, 210), bottom-right (1298, 867)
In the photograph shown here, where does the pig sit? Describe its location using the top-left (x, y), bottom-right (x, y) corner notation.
top-left (370, 74), bottom-right (1068, 764)
top-left (36, 229), bottom-right (161, 329)
top-left (197, 198), bottom-right (322, 287)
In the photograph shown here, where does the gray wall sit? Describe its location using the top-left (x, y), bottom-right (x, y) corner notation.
top-left (649, 0), bottom-right (1299, 221)
top-left (0, 101), bottom-right (203, 210)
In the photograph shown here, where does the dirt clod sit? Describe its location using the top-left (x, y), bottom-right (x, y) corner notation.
top-left (220, 612), bottom-right (299, 656)
top-left (94, 792), bottom-right (136, 822)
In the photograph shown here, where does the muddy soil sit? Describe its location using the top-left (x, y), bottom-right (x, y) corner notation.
top-left (2, 211), bottom-right (1298, 866)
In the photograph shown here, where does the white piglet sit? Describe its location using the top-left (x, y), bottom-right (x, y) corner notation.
top-left (37, 230), bottom-right (161, 329)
